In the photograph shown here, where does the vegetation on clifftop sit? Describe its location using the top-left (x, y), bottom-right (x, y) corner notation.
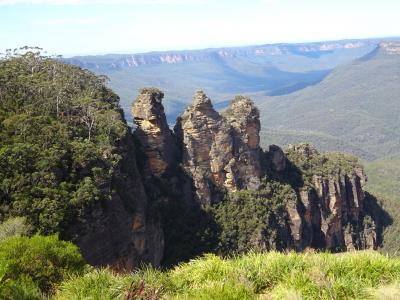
top-left (0, 48), bottom-right (128, 235)
top-left (213, 181), bottom-right (295, 255)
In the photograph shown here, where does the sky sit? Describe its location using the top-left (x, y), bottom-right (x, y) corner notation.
top-left (1, 0), bottom-right (400, 56)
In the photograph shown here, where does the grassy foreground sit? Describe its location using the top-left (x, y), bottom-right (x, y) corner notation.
top-left (55, 251), bottom-right (400, 300)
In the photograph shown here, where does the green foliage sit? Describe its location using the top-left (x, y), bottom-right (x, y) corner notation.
top-left (284, 144), bottom-right (361, 185)
top-left (363, 159), bottom-right (400, 256)
top-left (0, 235), bottom-right (85, 294)
top-left (55, 268), bottom-right (132, 300)
top-left (71, 177), bottom-right (101, 206)
top-left (0, 275), bottom-right (42, 300)
top-left (0, 216), bottom-right (32, 241)
top-left (258, 47), bottom-right (400, 160)
top-left (0, 48), bottom-right (129, 234)
top-left (212, 181), bottom-right (295, 255)
top-left (54, 251), bottom-right (400, 300)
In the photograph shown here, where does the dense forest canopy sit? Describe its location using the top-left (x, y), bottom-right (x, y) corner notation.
top-left (0, 48), bottom-right (128, 235)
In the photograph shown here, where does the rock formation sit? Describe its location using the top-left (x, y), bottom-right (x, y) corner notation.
top-left (380, 42), bottom-right (400, 55)
top-left (267, 145), bottom-right (287, 172)
top-left (175, 91), bottom-right (223, 204)
top-left (130, 89), bottom-right (382, 264)
top-left (281, 144), bottom-right (377, 251)
top-left (67, 134), bottom-right (164, 270)
top-left (132, 88), bottom-right (178, 177)
top-left (221, 96), bottom-right (264, 191)
top-left (174, 91), bottom-right (264, 204)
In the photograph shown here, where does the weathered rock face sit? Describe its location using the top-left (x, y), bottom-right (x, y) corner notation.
top-left (267, 144), bottom-right (287, 172)
top-left (129, 89), bottom-right (381, 262)
top-left (175, 91), bottom-right (264, 204)
top-left (67, 135), bottom-right (164, 270)
top-left (281, 144), bottom-right (377, 251)
top-left (380, 42), bottom-right (400, 55)
top-left (175, 91), bottom-right (223, 204)
top-left (221, 96), bottom-right (264, 191)
top-left (132, 88), bottom-right (178, 177)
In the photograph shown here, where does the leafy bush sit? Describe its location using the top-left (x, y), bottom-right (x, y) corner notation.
top-left (212, 180), bottom-right (295, 255)
top-left (0, 235), bottom-right (85, 294)
top-left (0, 216), bottom-right (32, 241)
top-left (0, 275), bottom-right (42, 300)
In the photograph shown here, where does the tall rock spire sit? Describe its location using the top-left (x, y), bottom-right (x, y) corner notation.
top-left (132, 88), bottom-right (177, 177)
top-left (174, 90), bottom-right (222, 204)
top-left (175, 92), bottom-right (264, 204)
top-left (221, 96), bottom-right (264, 190)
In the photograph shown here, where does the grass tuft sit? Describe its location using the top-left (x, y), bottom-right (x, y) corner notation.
top-left (54, 251), bottom-right (400, 299)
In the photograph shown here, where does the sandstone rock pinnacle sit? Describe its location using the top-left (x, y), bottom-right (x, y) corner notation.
top-left (176, 92), bottom-right (264, 204)
top-left (132, 88), bottom-right (177, 177)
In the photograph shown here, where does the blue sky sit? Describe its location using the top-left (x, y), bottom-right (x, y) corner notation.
top-left (1, 0), bottom-right (400, 56)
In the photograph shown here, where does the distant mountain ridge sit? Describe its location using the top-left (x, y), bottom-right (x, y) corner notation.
top-left (66, 39), bottom-right (378, 71)
top-left (65, 38), bottom-right (396, 123)
top-left (257, 42), bottom-right (400, 160)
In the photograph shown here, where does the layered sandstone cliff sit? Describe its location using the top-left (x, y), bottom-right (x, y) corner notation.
top-left (130, 89), bottom-right (381, 262)
top-left (67, 132), bottom-right (164, 270)
top-left (271, 144), bottom-right (377, 251)
top-left (132, 88), bottom-right (178, 177)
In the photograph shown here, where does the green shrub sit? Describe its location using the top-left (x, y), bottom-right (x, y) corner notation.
top-left (0, 216), bottom-right (32, 241)
top-left (0, 235), bottom-right (85, 293)
top-left (53, 251), bottom-right (400, 300)
top-left (0, 275), bottom-right (42, 300)
top-left (55, 268), bottom-right (131, 300)
top-left (212, 181), bottom-right (294, 255)
top-left (56, 267), bottom-right (167, 300)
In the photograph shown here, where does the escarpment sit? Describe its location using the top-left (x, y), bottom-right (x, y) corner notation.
top-left (132, 89), bottom-right (384, 258)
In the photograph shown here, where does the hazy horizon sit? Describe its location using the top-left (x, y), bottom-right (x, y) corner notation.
top-left (61, 35), bottom-right (399, 57)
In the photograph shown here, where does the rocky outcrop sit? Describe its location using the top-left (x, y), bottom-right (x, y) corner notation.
top-left (174, 91), bottom-right (223, 204)
top-left (281, 144), bottom-right (377, 251)
top-left (380, 42), bottom-right (400, 55)
top-left (267, 144), bottom-right (287, 172)
top-left (132, 88), bottom-right (178, 177)
top-left (130, 89), bottom-right (381, 262)
top-left (221, 96), bottom-right (264, 190)
top-left (174, 91), bottom-right (264, 204)
top-left (67, 135), bottom-right (164, 270)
